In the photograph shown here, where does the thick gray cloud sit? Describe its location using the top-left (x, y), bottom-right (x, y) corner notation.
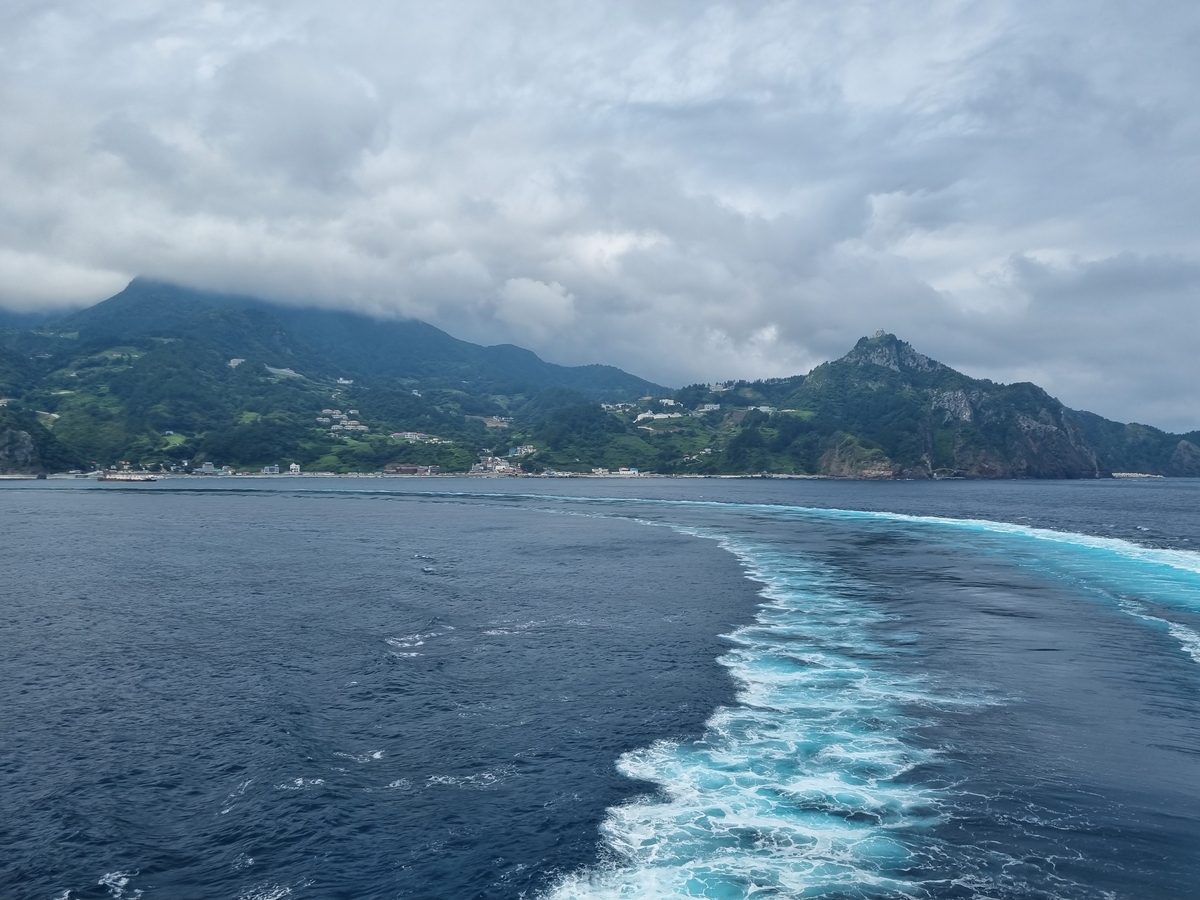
top-left (2, 1), bottom-right (1198, 429)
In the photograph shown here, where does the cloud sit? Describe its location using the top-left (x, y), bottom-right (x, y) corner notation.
top-left (1, 1), bottom-right (1199, 428)
top-left (496, 277), bottom-right (575, 338)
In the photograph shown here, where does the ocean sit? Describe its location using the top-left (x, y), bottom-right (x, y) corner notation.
top-left (2, 477), bottom-right (1198, 899)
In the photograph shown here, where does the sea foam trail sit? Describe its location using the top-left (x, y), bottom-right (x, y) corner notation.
top-left (380, 489), bottom-right (1200, 583)
top-left (529, 493), bottom-right (1200, 664)
top-left (544, 533), bottom-right (961, 900)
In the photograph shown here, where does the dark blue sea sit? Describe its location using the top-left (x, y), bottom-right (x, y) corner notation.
top-left (2, 477), bottom-right (1199, 899)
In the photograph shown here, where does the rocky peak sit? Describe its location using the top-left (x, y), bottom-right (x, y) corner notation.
top-left (840, 332), bottom-right (946, 374)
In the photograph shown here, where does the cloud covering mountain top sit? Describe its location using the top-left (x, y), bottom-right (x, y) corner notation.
top-left (2, 1), bottom-right (1198, 428)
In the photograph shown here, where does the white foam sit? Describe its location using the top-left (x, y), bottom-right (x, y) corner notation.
top-left (98, 871), bottom-right (142, 900)
top-left (534, 492), bottom-right (1200, 580)
top-left (558, 494), bottom-right (1200, 649)
top-left (274, 777), bottom-right (325, 790)
top-left (223, 777), bottom-right (254, 812)
top-left (1166, 621), bottom-right (1200, 664)
top-left (483, 620), bottom-right (544, 636)
top-left (1119, 601), bottom-right (1200, 665)
top-left (334, 750), bottom-right (385, 764)
top-left (427, 764), bottom-right (516, 790)
top-left (822, 507), bottom-right (1200, 580)
top-left (544, 536), bottom-right (964, 899)
top-left (386, 631), bottom-right (442, 649)
top-left (238, 884), bottom-right (300, 900)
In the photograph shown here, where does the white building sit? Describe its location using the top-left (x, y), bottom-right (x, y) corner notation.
top-left (289, 463), bottom-right (301, 474)
top-left (262, 465), bottom-right (279, 475)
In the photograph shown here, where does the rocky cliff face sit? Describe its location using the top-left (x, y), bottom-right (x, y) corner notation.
top-left (817, 433), bottom-right (901, 478)
top-left (942, 396), bottom-right (1102, 478)
top-left (0, 427), bottom-right (43, 474)
top-left (792, 333), bottom-right (1107, 479)
top-left (1169, 439), bottom-right (1200, 476)
top-left (1064, 411), bottom-right (1200, 476)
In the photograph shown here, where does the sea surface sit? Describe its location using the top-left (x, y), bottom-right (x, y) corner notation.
top-left (2, 477), bottom-right (1199, 899)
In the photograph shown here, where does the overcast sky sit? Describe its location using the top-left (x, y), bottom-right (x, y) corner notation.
top-left (2, 2), bottom-right (1198, 429)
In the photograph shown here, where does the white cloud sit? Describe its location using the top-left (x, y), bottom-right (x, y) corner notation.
top-left (1, 1), bottom-right (1199, 428)
top-left (496, 278), bottom-right (575, 338)
top-left (0, 248), bottom-right (127, 311)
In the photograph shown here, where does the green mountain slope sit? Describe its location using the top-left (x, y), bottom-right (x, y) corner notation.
top-left (56, 279), bottom-right (660, 397)
top-left (0, 283), bottom-right (1193, 477)
top-left (0, 279), bottom-right (665, 473)
top-left (1070, 410), bottom-right (1200, 477)
top-left (751, 334), bottom-right (1104, 478)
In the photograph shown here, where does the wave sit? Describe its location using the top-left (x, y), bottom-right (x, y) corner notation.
top-left (533, 501), bottom-right (1186, 898)
top-left (335, 484), bottom-right (1200, 592)
top-left (543, 534), bottom-right (976, 899)
top-left (530, 493), bottom-right (1200, 662)
top-left (1120, 601), bottom-right (1200, 665)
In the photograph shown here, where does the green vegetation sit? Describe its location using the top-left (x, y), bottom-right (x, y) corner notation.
top-left (1, 280), bottom-right (1196, 478)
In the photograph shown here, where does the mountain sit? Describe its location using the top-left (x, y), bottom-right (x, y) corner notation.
top-left (0, 283), bottom-right (1196, 477)
top-left (678, 332), bottom-right (1200, 478)
top-left (1069, 410), bottom-right (1200, 477)
top-left (740, 333), bottom-right (1106, 478)
top-left (53, 279), bottom-right (658, 396)
top-left (0, 279), bottom-right (663, 474)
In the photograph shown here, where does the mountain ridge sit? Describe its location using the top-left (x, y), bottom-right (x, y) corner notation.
top-left (1, 281), bottom-right (1197, 477)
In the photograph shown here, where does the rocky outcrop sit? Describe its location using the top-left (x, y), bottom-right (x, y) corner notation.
top-left (796, 334), bottom-right (1109, 479)
top-left (1001, 407), bottom-right (1103, 479)
top-left (930, 389), bottom-right (975, 422)
top-left (818, 434), bottom-right (901, 478)
top-left (842, 332), bottom-right (946, 374)
top-left (1168, 439), bottom-right (1200, 477)
top-left (949, 443), bottom-right (1010, 478)
top-left (0, 427), bottom-right (43, 474)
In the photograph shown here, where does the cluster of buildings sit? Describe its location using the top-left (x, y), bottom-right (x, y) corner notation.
top-left (185, 461), bottom-right (302, 475)
top-left (260, 463), bottom-right (302, 475)
top-left (471, 455), bottom-right (520, 474)
top-left (391, 431), bottom-right (451, 444)
top-left (319, 408), bottom-right (369, 433)
top-left (612, 400), bottom-right (723, 423)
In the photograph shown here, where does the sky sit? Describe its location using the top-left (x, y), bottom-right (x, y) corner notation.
top-left (1, 2), bottom-right (1198, 430)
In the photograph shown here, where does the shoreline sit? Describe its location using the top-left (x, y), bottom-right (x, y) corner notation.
top-left (2, 471), bottom-right (1185, 482)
